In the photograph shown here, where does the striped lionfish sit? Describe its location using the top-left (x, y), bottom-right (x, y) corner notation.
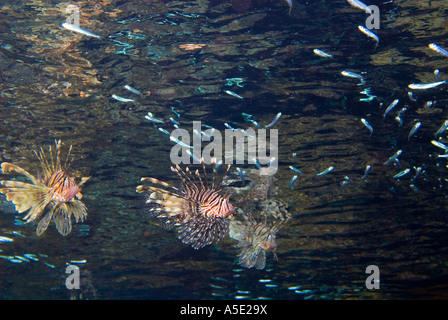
top-left (136, 158), bottom-right (235, 249)
top-left (0, 140), bottom-right (90, 236)
top-left (229, 216), bottom-right (285, 270)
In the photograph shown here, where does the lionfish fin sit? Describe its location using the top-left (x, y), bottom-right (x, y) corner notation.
top-left (53, 204), bottom-right (73, 236)
top-left (177, 215), bottom-right (230, 249)
top-left (78, 176), bottom-right (90, 188)
top-left (0, 180), bottom-right (49, 213)
top-left (64, 144), bottom-right (73, 169)
top-left (200, 157), bottom-right (209, 189)
top-left (171, 165), bottom-right (198, 193)
top-left (140, 177), bottom-right (178, 192)
top-left (22, 193), bottom-right (53, 224)
top-left (210, 157), bottom-right (217, 189)
top-left (1, 162), bottom-right (41, 185)
top-left (214, 164), bottom-right (231, 191)
top-left (194, 169), bottom-right (205, 190)
top-left (36, 209), bottom-right (54, 236)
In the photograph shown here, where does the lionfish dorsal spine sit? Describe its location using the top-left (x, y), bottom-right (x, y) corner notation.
top-left (172, 165), bottom-right (198, 193)
top-left (200, 157), bottom-right (210, 189)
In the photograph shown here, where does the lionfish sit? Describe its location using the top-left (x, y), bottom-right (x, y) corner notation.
top-left (0, 140), bottom-right (90, 236)
top-left (229, 216), bottom-right (284, 270)
top-left (136, 158), bottom-right (235, 249)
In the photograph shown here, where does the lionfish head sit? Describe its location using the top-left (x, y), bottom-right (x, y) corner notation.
top-left (258, 234), bottom-right (277, 252)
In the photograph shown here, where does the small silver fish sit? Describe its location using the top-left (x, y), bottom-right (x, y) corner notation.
top-left (408, 91), bottom-right (417, 102)
top-left (0, 236), bottom-right (14, 243)
top-left (124, 85), bottom-right (142, 96)
top-left (358, 25), bottom-right (379, 49)
top-left (289, 175), bottom-right (298, 190)
top-left (265, 112), bottom-right (282, 128)
top-left (409, 184), bottom-right (419, 193)
top-left (359, 87), bottom-right (377, 102)
top-left (408, 81), bottom-right (446, 90)
top-left (383, 99), bottom-right (399, 118)
top-left (252, 158), bottom-right (262, 169)
top-left (170, 136), bottom-right (193, 149)
top-left (413, 166), bottom-right (424, 180)
top-left (224, 122), bottom-right (238, 131)
top-left (435, 120), bottom-right (448, 137)
top-left (317, 166), bottom-right (334, 176)
top-left (428, 43), bottom-right (448, 57)
top-left (431, 140), bottom-right (448, 152)
top-left (408, 122), bottom-right (421, 140)
top-left (111, 94), bottom-right (134, 102)
top-left (396, 107), bottom-right (407, 126)
top-left (384, 150), bottom-right (402, 165)
top-left (393, 168), bottom-right (410, 179)
top-left (361, 165), bottom-right (371, 179)
top-left (145, 112), bottom-right (164, 124)
top-left (225, 90), bottom-right (244, 99)
top-left (341, 71), bottom-right (366, 85)
top-left (193, 129), bottom-right (202, 141)
top-left (285, 0), bottom-right (293, 15)
top-left (158, 127), bottom-right (170, 135)
top-left (69, 259), bottom-right (87, 264)
top-left (61, 22), bottom-right (100, 38)
top-left (346, 0), bottom-right (373, 14)
top-left (289, 166), bottom-right (302, 174)
top-left (0, 255), bottom-right (23, 263)
top-left (313, 49), bottom-right (333, 58)
top-left (361, 118), bottom-right (373, 136)
top-left (425, 101), bottom-right (434, 108)
top-left (236, 167), bottom-right (246, 185)
top-left (341, 176), bottom-right (350, 186)
top-left (397, 107), bottom-right (407, 117)
top-left (434, 69), bottom-right (440, 80)
top-left (23, 254), bottom-right (39, 262)
top-left (170, 117), bottom-right (180, 126)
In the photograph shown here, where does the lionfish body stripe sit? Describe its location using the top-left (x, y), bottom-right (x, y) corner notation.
top-left (137, 158), bottom-right (235, 249)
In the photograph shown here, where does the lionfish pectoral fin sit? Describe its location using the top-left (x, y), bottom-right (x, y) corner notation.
top-left (23, 194), bottom-right (52, 224)
top-left (36, 209), bottom-right (54, 236)
top-left (140, 177), bottom-right (179, 191)
top-left (54, 205), bottom-right (73, 236)
top-left (137, 185), bottom-right (190, 202)
top-left (0, 181), bottom-right (49, 213)
top-left (1, 162), bottom-right (41, 185)
top-left (69, 200), bottom-right (88, 223)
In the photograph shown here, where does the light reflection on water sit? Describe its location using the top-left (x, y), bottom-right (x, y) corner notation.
top-left (1, 0), bottom-right (448, 299)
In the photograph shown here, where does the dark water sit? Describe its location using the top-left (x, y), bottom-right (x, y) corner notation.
top-left (1, 0), bottom-right (448, 300)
